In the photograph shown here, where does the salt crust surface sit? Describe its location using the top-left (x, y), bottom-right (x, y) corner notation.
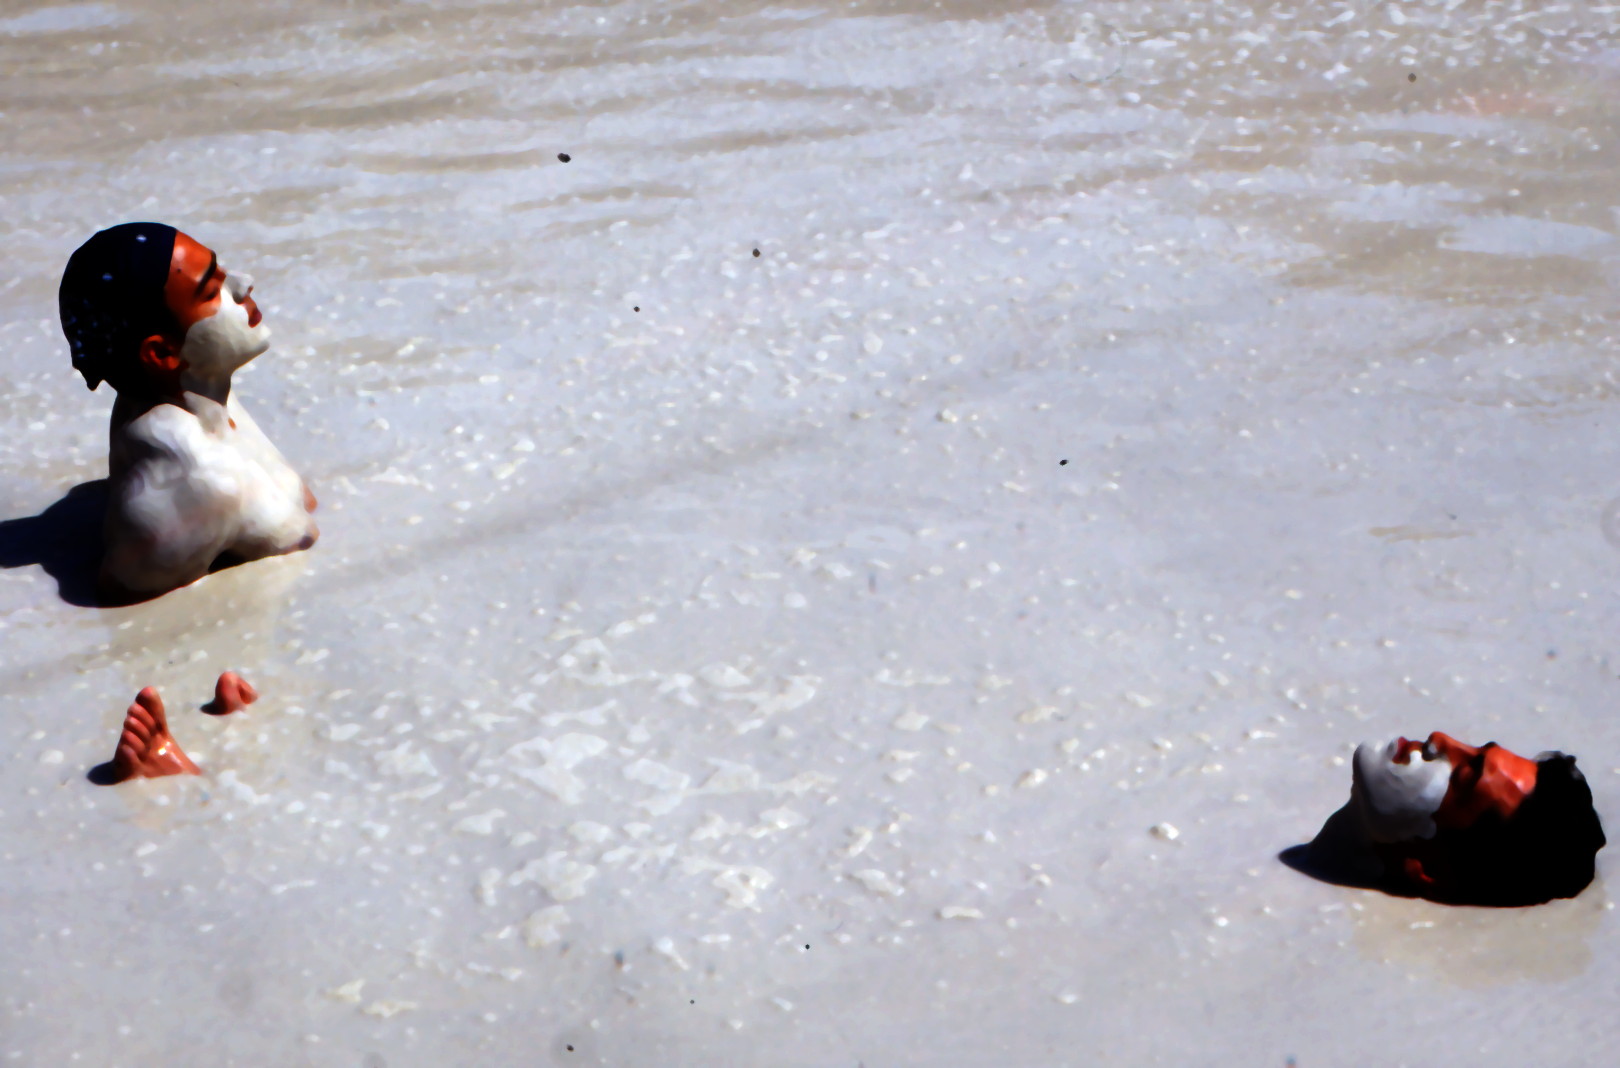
top-left (2, 0), bottom-right (1620, 1064)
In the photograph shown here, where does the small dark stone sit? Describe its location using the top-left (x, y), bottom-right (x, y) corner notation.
top-left (633, 306), bottom-right (640, 312)
top-left (1059, 459), bottom-right (1068, 466)
top-left (752, 248), bottom-right (761, 257)
top-left (558, 152), bottom-right (572, 162)
top-left (1407, 73), bottom-right (1416, 83)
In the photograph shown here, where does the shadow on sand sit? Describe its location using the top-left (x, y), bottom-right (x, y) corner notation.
top-left (0, 479), bottom-right (251, 608)
top-left (1281, 792), bottom-right (1605, 908)
top-left (1277, 803), bottom-right (1398, 893)
top-left (0, 479), bottom-right (109, 607)
top-left (1278, 842), bottom-right (1412, 897)
top-left (85, 761), bottom-right (124, 785)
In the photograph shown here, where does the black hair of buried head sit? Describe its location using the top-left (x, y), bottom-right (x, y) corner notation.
top-left (1432, 751), bottom-right (1606, 906)
top-left (58, 222), bottom-right (179, 392)
top-left (1515, 752), bottom-right (1607, 895)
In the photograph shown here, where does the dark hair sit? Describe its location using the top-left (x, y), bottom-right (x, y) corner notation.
top-left (1433, 750), bottom-right (1606, 906)
top-left (58, 222), bottom-right (178, 391)
top-left (1512, 752), bottom-right (1607, 897)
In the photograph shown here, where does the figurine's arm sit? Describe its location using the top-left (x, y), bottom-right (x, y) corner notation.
top-left (101, 410), bottom-right (240, 598)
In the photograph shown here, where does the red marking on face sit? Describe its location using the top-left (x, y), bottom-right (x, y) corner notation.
top-left (1392, 736), bottom-right (1424, 763)
top-left (164, 232), bottom-right (225, 333)
top-left (1426, 731), bottom-right (1538, 830)
top-left (164, 231), bottom-right (262, 328)
top-left (138, 231), bottom-right (267, 388)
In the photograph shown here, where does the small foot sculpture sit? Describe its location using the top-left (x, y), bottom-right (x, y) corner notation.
top-left (108, 687), bottom-right (200, 782)
top-left (202, 671), bottom-right (258, 716)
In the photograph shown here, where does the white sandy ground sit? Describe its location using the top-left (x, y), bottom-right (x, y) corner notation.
top-left (2, 0), bottom-right (1620, 1063)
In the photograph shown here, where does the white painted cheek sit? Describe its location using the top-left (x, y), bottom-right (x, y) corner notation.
top-left (1352, 739), bottom-right (1452, 842)
top-left (180, 289), bottom-right (271, 376)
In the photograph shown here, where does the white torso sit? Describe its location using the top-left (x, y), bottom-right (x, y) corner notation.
top-left (104, 389), bottom-right (315, 594)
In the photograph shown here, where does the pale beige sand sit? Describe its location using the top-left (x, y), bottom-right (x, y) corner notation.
top-left (2, 0), bottom-right (1618, 1063)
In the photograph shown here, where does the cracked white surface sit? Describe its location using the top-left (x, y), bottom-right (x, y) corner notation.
top-left (2, 0), bottom-right (1619, 1064)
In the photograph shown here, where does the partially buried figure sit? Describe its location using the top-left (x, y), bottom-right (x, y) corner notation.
top-left (59, 222), bottom-right (317, 603)
top-left (202, 669), bottom-right (259, 716)
top-left (95, 671), bottom-right (259, 784)
top-left (1295, 732), bottom-right (1605, 906)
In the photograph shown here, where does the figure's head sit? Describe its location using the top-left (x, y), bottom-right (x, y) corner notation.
top-left (1345, 731), bottom-right (1604, 904)
top-left (60, 223), bottom-right (269, 393)
top-left (1353, 732), bottom-right (1539, 842)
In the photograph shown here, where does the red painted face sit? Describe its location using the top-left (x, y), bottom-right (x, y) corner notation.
top-left (138, 232), bottom-right (265, 386)
top-left (162, 232), bottom-right (261, 332)
top-left (1424, 732), bottom-right (1539, 829)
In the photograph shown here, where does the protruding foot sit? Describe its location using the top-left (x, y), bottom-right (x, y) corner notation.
top-left (108, 687), bottom-right (200, 782)
top-left (203, 671), bottom-right (258, 716)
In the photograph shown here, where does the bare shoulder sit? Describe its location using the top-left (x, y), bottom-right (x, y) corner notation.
top-left (115, 402), bottom-right (209, 460)
top-left (108, 402), bottom-right (237, 505)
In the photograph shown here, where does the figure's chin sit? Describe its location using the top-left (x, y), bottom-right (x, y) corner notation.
top-left (234, 334), bottom-right (272, 368)
top-left (180, 312), bottom-right (271, 375)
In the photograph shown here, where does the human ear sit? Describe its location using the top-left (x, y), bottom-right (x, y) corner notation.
top-left (137, 333), bottom-right (184, 377)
